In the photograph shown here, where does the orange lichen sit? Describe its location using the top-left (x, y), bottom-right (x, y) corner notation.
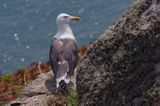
top-left (78, 44), bottom-right (90, 59)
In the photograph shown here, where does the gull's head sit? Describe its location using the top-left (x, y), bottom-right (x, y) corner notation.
top-left (56, 13), bottom-right (80, 24)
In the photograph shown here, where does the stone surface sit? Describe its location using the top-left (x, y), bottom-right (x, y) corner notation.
top-left (20, 70), bottom-right (56, 97)
top-left (8, 71), bottom-right (56, 106)
top-left (8, 69), bottom-right (77, 106)
top-left (77, 0), bottom-right (160, 105)
top-left (9, 94), bottom-right (53, 106)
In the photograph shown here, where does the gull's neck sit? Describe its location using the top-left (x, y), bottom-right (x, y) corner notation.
top-left (55, 22), bottom-right (75, 40)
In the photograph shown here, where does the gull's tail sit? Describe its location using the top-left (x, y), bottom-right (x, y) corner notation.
top-left (55, 61), bottom-right (70, 88)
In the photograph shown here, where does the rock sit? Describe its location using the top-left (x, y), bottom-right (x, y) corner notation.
top-left (20, 70), bottom-right (56, 97)
top-left (8, 69), bottom-right (77, 106)
top-left (9, 94), bottom-right (53, 106)
top-left (8, 70), bottom-right (56, 106)
top-left (77, 0), bottom-right (160, 105)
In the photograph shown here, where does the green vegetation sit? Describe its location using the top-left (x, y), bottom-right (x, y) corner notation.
top-left (47, 89), bottom-right (77, 106)
top-left (1, 74), bottom-right (11, 83)
top-left (19, 67), bottom-right (28, 73)
top-left (67, 89), bottom-right (77, 106)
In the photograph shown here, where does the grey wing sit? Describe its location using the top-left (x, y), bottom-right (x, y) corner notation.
top-left (49, 38), bottom-right (68, 78)
top-left (49, 38), bottom-right (59, 75)
top-left (64, 40), bottom-right (78, 76)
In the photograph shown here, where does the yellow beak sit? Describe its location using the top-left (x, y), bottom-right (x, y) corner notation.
top-left (71, 16), bottom-right (80, 21)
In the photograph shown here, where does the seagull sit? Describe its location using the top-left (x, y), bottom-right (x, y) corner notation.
top-left (49, 13), bottom-right (80, 89)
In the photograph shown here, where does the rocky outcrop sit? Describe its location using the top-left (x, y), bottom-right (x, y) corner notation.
top-left (8, 71), bottom-right (55, 106)
top-left (77, 0), bottom-right (160, 105)
top-left (8, 69), bottom-right (77, 106)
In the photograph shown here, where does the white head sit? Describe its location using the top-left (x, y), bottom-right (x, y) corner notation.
top-left (55, 13), bottom-right (80, 39)
top-left (56, 13), bottom-right (80, 24)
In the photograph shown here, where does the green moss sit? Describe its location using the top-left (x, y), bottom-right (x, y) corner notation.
top-left (47, 90), bottom-right (77, 106)
top-left (1, 74), bottom-right (11, 83)
top-left (19, 67), bottom-right (27, 73)
top-left (67, 90), bottom-right (77, 106)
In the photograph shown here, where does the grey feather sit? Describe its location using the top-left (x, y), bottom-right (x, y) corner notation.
top-left (49, 38), bottom-right (78, 80)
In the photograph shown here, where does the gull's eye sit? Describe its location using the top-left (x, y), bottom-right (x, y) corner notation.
top-left (64, 16), bottom-right (68, 18)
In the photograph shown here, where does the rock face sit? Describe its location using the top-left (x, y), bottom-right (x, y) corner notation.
top-left (77, 0), bottom-right (160, 105)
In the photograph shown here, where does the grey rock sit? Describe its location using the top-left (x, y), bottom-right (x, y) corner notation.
top-left (8, 71), bottom-right (56, 106)
top-left (8, 69), bottom-right (77, 106)
top-left (20, 70), bottom-right (56, 97)
top-left (10, 94), bottom-right (53, 106)
top-left (77, 0), bottom-right (160, 105)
